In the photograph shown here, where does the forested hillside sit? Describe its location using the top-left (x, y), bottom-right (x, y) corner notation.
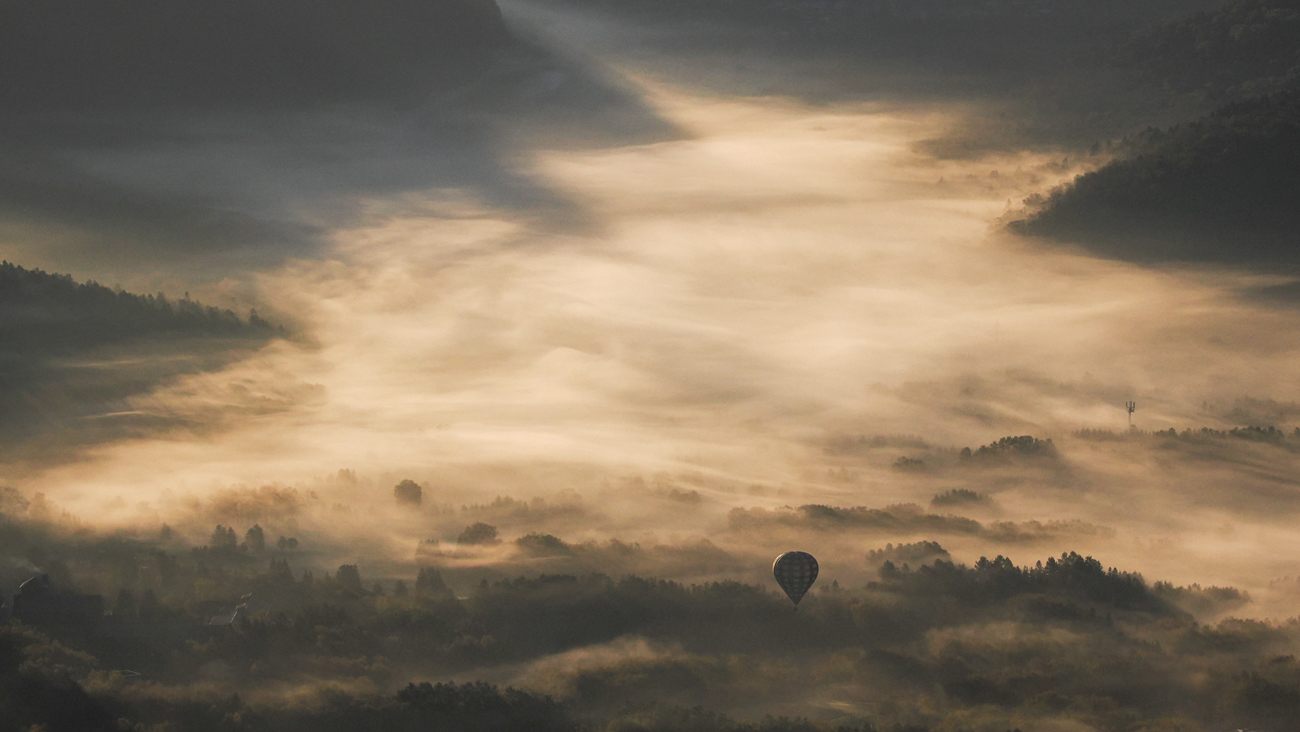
top-left (1, 261), bottom-right (275, 353)
top-left (0, 262), bottom-right (279, 452)
top-left (1114, 0), bottom-right (1300, 105)
top-left (1, 486), bottom-right (1296, 732)
top-left (1012, 90), bottom-right (1300, 266)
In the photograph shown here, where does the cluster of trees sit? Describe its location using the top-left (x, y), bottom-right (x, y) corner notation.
top-left (2, 485), bottom-right (1299, 730)
top-left (2, 527), bottom-right (1298, 730)
top-left (728, 502), bottom-right (1104, 545)
top-left (862, 435), bottom-right (1063, 479)
top-left (0, 261), bottom-right (276, 355)
top-left (1179, 425), bottom-right (1297, 442)
top-left (458, 522), bottom-right (501, 545)
top-left (865, 541), bottom-right (951, 570)
top-left (203, 523), bottom-right (296, 555)
top-left (877, 552), bottom-right (1165, 613)
top-left (1115, 0), bottom-right (1300, 104)
top-left (960, 435), bottom-right (1059, 462)
top-left (0, 261), bottom-right (283, 450)
top-left (1076, 424), bottom-right (1300, 446)
top-left (929, 489), bottom-right (989, 508)
top-left (996, 0), bottom-right (1300, 267)
top-left (394, 479), bottom-right (424, 506)
top-left (1013, 88), bottom-right (1300, 266)
top-left (0, 654), bottom-right (884, 732)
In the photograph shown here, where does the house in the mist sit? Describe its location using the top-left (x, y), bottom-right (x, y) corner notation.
top-left (204, 592), bottom-right (253, 627)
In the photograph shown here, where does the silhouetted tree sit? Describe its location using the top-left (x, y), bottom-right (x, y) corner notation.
top-left (415, 567), bottom-right (453, 598)
top-left (209, 524), bottom-right (237, 551)
top-left (243, 524), bottom-right (266, 552)
top-left (457, 522), bottom-right (500, 545)
top-left (336, 564), bottom-right (363, 593)
top-left (394, 479), bottom-right (424, 506)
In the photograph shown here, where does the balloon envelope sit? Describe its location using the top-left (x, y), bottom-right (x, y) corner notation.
top-left (772, 551), bottom-right (819, 605)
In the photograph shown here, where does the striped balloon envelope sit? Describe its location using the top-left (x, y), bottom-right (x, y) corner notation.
top-left (772, 550), bottom-right (819, 606)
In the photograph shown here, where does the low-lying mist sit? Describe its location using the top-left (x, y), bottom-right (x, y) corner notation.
top-left (7, 82), bottom-right (1300, 617)
top-left (5, 5), bottom-right (1300, 729)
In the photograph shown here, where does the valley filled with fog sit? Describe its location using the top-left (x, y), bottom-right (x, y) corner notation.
top-left (4, 1), bottom-right (1300, 730)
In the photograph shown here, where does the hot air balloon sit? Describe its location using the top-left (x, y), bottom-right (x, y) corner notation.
top-left (772, 550), bottom-right (818, 607)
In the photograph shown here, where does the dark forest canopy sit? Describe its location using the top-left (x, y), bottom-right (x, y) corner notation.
top-left (0, 493), bottom-right (1295, 732)
top-left (0, 261), bottom-right (280, 451)
top-left (1114, 0), bottom-right (1300, 105)
top-left (5, 420), bottom-right (1300, 730)
top-left (0, 260), bottom-right (276, 354)
top-left (1011, 90), bottom-right (1300, 267)
top-left (1004, 0), bottom-right (1300, 268)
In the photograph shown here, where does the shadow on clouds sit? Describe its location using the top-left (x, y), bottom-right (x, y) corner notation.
top-left (0, 0), bottom-right (678, 282)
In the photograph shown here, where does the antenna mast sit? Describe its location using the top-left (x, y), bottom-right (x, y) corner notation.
top-left (1126, 400), bottom-right (1136, 428)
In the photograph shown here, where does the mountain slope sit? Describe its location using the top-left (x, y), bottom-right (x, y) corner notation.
top-left (1011, 90), bottom-right (1300, 267)
top-left (1, 261), bottom-right (276, 353)
top-left (0, 262), bottom-right (280, 454)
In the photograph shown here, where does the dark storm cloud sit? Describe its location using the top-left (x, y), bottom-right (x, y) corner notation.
top-left (0, 0), bottom-right (675, 280)
top-left (508, 0), bottom-right (1232, 155)
top-left (0, 0), bottom-right (510, 110)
